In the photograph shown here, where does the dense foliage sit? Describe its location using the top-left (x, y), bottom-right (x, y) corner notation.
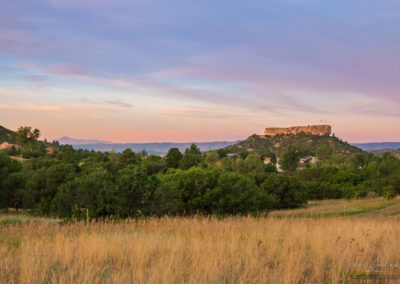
top-left (0, 125), bottom-right (16, 144)
top-left (1, 128), bottom-right (400, 219)
top-left (224, 132), bottom-right (362, 156)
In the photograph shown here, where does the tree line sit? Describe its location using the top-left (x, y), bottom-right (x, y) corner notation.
top-left (0, 127), bottom-right (400, 219)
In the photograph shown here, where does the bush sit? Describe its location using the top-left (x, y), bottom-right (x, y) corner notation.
top-left (157, 167), bottom-right (276, 215)
top-left (302, 181), bottom-right (342, 200)
top-left (366, 191), bottom-right (379, 199)
top-left (260, 174), bottom-right (307, 209)
top-left (21, 149), bottom-right (32, 159)
top-left (383, 185), bottom-right (396, 199)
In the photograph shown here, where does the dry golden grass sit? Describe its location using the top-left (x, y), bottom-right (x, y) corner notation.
top-left (2, 213), bottom-right (400, 283)
top-left (269, 197), bottom-right (400, 218)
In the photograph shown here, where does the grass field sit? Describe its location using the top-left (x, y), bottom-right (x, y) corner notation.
top-left (269, 197), bottom-right (400, 218)
top-left (1, 198), bottom-right (400, 283)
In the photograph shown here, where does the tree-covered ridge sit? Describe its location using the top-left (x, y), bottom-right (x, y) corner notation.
top-left (0, 125), bottom-right (16, 144)
top-left (370, 149), bottom-right (400, 158)
top-left (224, 133), bottom-right (362, 157)
top-left (1, 126), bottom-right (400, 220)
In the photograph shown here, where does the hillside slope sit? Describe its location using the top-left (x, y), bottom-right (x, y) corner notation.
top-left (0, 125), bottom-right (16, 143)
top-left (224, 133), bottom-right (362, 156)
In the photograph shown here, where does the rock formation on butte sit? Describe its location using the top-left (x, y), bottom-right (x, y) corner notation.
top-left (264, 125), bottom-right (332, 136)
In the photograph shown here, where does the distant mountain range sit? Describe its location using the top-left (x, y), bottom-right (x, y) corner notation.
top-left (57, 136), bottom-right (112, 145)
top-left (57, 138), bottom-right (400, 153)
top-left (57, 137), bottom-right (239, 154)
top-left (351, 142), bottom-right (400, 151)
top-left (351, 142), bottom-right (400, 158)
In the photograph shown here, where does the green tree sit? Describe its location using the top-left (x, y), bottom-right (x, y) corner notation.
top-left (142, 155), bottom-right (166, 175)
top-left (36, 163), bottom-right (76, 215)
top-left (139, 149), bottom-right (148, 158)
top-left (158, 167), bottom-right (219, 214)
top-left (351, 153), bottom-right (366, 168)
top-left (316, 144), bottom-right (333, 161)
top-left (270, 153), bottom-right (277, 165)
top-left (3, 172), bottom-right (26, 211)
top-left (260, 173), bottom-right (307, 209)
top-left (205, 151), bottom-right (219, 166)
top-left (231, 157), bottom-right (246, 173)
top-left (165, 148), bottom-right (182, 168)
top-left (245, 154), bottom-right (264, 174)
top-left (279, 146), bottom-right (300, 172)
top-left (61, 168), bottom-right (120, 218)
top-left (180, 144), bottom-right (202, 170)
top-left (15, 126), bottom-right (40, 147)
top-left (379, 153), bottom-right (400, 176)
top-left (117, 165), bottom-right (153, 217)
top-left (239, 150), bottom-right (249, 160)
top-left (188, 144), bottom-right (201, 156)
top-left (8, 145), bottom-right (18, 156)
top-left (204, 171), bottom-right (276, 215)
top-left (217, 149), bottom-right (228, 159)
top-left (220, 157), bottom-right (232, 171)
top-left (120, 149), bottom-right (138, 165)
top-left (0, 153), bottom-right (23, 209)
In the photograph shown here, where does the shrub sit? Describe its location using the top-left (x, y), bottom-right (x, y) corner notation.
top-left (260, 174), bottom-right (307, 209)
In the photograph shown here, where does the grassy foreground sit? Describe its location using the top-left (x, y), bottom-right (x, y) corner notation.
top-left (269, 197), bottom-right (400, 218)
top-left (2, 199), bottom-right (400, 283)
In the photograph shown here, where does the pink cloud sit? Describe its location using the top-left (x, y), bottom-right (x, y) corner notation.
top-left (48, 64), bottom-right (88, 76)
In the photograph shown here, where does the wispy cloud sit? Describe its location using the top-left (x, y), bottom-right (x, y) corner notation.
top-left (48, 64), bottom-right (88, 76)
top-left (23, 74), bottom-right (49, 83)
top-left (106, 100), bottom-right (133, 108)
top-left (79, 97), bottom-right (133, 108)
top-left (1, 0), bottom-right (400, 141)
top-left (152, 105), bottom-right (252, 119)
top-left (345, 97), bottom-right (400, 117)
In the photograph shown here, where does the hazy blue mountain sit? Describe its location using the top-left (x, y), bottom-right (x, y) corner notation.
top-left (57, 136), bottom-right (111, 145)
top-left (61, 141), bottom-right (239, 154)
top-left (352, 142), bottom-right (400, 151)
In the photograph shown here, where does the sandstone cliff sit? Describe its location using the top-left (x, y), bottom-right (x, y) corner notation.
top-left (264, 125), bottom-right (331, 136)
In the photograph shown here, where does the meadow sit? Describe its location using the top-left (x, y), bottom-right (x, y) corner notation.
top-left (1, 198), bottom-right (400, 283)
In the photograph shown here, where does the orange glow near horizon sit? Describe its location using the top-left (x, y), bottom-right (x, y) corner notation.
top-left (3, 104), bottom-right (400, 143)
top-left (1, 1), bottom-right (400, 143)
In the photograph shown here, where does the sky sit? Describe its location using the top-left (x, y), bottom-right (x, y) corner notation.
top-left (1, 0), bottom-right (399, 143)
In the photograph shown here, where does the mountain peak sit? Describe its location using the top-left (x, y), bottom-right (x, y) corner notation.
top-left (56, 136), bottom-right (111, 145)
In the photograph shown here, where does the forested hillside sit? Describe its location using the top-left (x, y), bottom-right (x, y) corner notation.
top-left (224, 133), bottom-right (362, 156)
top-left (0, 125), bottom-right (16, 143)
top-left (1, 126), bottom-right (400, 219)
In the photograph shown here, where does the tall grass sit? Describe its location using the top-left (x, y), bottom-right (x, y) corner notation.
top-left (1, 216), bottom-right (400, 283)
top-left (269, 197), bottom-right (400, 218)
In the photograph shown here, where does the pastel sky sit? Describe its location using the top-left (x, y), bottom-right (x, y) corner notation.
top-left (1, 0), bottom-right (399, 143)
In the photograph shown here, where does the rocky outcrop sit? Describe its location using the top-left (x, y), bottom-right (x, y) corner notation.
top-left (264, 125), bottom-right (331, 136)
